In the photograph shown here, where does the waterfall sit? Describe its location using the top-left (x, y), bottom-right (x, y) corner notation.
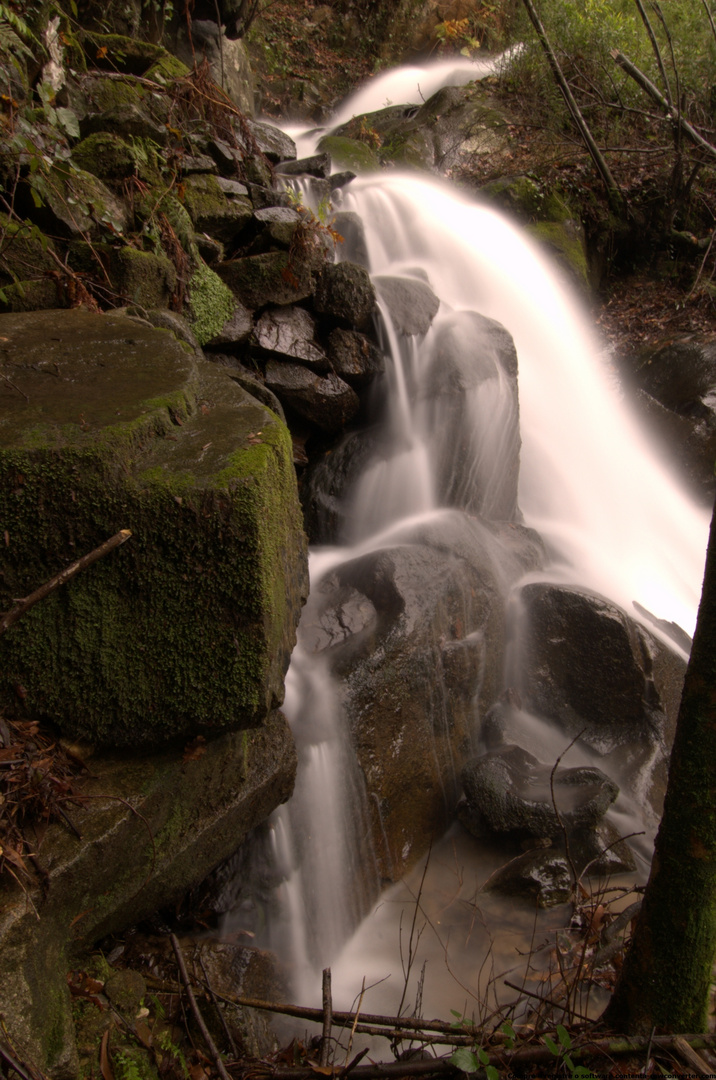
top-left (224, 59), bottom-right (711, 1023)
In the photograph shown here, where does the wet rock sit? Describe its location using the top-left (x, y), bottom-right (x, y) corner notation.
top-left (330, 171), bottom-right (357, 191)
top-left (460, 745), bottom-right (619, 840)
top-left (331, 210), bottom-right (370, 268)
top-left (374, 274), bottom-right (440, 336)
top-left (276, 152), bottom-right (332, 178)
top-left (300, 429), bottom-right (381, 543)
top-left (265, 362), bottom-right (360, 434)
top-left (313, 260), bottom-right (377, 330)
top-left (207, 300), bottom-right (253, 346)
top-left (255, 306), bottom-right (328, 370)
top-left (422, 310), bottom-right (521, 521)
top-left (485, 849), bottom-right (573, 908)
top-left (517, 583), bottom-right (687, 815)
top-left (248, 119), bottom-right (297, 162)
top-left (327, 328), bottom-right (384, 386)
top-left (308, 511), bottom-right (544, 880)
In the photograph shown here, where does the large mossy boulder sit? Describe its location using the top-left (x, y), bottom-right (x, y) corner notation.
top-left (0, 308), bottom-right (308, 748)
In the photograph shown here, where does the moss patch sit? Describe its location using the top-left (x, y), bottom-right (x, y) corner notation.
top-left (317, 135), bottom-right (380, 173)
top-left (0, 309), bottom-right (307, 747)
top-left (187, 259), bottom-right (237, 346)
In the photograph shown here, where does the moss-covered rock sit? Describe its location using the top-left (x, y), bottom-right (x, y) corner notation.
top-left (316, 135), bottom-right (380, 173)
top-left (71, 131), bottom-right (140, 180)
top-left (0, 279), bottom-right (62, 313)
top-left (0, 216), bottom-right (56, 285)
top-left (111, 246), bottom-right (177, 307)
top-left (187, 259), bottom-right (238, 346)
top-left (0, 308), bottom-right (308, 747)
top-left (181, 173), bottom-right (253, 243)
top-left (27, 164), bottom-right (129, 239)
top-left (527, 218), bottom-right (589, 291)
top-left (0, 709), bottom-right (297, 1079)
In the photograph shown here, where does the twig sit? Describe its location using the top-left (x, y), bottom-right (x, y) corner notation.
top-left (170, 934), bottom-right (232, 1080)
top-left (343, 978), bottom-right (366, 1067)
top-left (611, 49), bottom-right (716, 160)
top-left (0, 1043), bottom-right (37, 1080)
top-left (198, 953), bottom-right (238, 1060)
top-left (320, 968), bottom-right (333, 1068)
top-left (548, 731), bottom-right (584, 891)
top-left (0, 530), bottom-right (132, 636)
top-left (673, 1035), bottom-right (713, 1077)
top-left (227, 997), bottom-right (481, 1036)
top-left (502, 979), bottom-right (588, 1026)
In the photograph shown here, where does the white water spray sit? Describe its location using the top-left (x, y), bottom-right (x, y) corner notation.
top-left (228, 60), bottom-right (711, 1021)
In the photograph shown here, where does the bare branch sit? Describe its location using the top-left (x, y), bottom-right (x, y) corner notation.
top-left (0, 530), bottom-right (132, 636)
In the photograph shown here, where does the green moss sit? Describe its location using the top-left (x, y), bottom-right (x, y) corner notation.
top-left (111, 246), bottom-right (177, 308)
top-left (0, 312), bottom-right (307, 747)
top-left (527, 220), bottom-right (589, 288)
top-left (71, 132), bottom-right (138, 180)
top-left (317, 135), bottom-right (380, 173)
top-left (0, 279), bottom-right (61, 312)
top-left (145, 54), bottom-right (190, 82)
top-left (82, 33), bottom-right (168, 74)
top-left (0, 215), bottom-right (56, 284)
top-left (188, 259), bottom-right (237, 345)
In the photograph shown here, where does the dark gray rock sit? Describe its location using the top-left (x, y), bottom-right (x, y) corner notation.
top-left (276, 152), bottom-right (332, 178)
top-left (254, 306), bottom-right (328, 370)
top-left (620, 334), bottom-right (716, 502)
top-left (313, 261), bottom-right (377, 330)
top-left (330, 171), bottom-right (357, 191)
top-left (327, 328), bottom-right (384, 386)
top-left (374, 274), bottom-right (440, 336)
top-left (331, 211), bottom-right (370, 268)
top-left (247, 119), bottom-right (297, 162)
top-left (207, 301), bottom-right (253, 346)
top-left (460, 745), bottom-right (618, 839)
top-left (305, 510), bottom-right (544, 880)
top-left (300, 429), bottom-right (382, 544)
top-left (517, 583), bottom-right (687, 816)
top-left (265, 361), bottom-right (359, 434)
top-left (485, 849), bottom-right (573, 908)
top-left (252, 205), bottom-right (303, 248)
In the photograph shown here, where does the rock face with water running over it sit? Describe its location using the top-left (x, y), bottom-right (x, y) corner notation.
top-left (517, 583), bottom-right (687, 818)
top-left (301, 511), bottom-right (545, 880)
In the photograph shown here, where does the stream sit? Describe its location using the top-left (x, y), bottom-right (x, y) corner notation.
top-left (223, 57), bottom-right (711, 1040)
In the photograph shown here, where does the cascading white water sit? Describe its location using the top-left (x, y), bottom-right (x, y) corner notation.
top-left (227, 57), bottom-right (711, 1025)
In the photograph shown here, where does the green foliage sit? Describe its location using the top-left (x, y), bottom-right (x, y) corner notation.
top-left (542, 1024), bottom-right (597, 1078)
top-left (505, 0), bottom-right (716, 142)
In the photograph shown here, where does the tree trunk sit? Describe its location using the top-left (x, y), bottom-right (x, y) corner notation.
top-left (604, 503), bottom-right (716, 1033)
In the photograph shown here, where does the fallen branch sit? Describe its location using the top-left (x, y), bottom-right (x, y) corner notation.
top-left (232, 997), bottom-right (478, 1036)
top-left (0, 530), bottom-right (132, 636)
top-left (170, 934), bottom-right (232, 1080)
top-left (611, 49), bottom-right (716, 161)
top-left (249, 1034), bottom-right (716, 1080)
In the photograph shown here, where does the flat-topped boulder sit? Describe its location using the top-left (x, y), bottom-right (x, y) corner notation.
top-left (0, 308), bottom-right (308, 748)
